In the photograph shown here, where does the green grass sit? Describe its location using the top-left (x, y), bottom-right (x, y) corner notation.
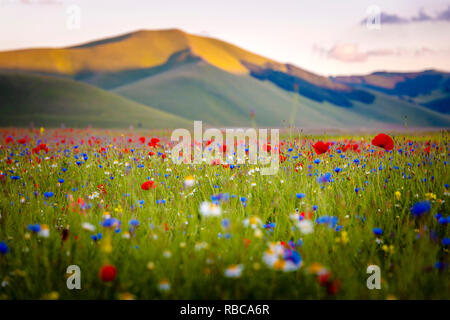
top-left (0, 72), bottom-right (191, 129)
top-left (0, 129), bottom-right (448, 299)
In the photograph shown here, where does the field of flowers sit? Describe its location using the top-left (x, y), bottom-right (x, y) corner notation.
top-left (0, 128), bottom-right (448, 300)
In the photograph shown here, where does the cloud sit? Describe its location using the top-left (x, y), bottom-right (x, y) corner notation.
top-left (19, 0), bottom-right (63, 5)
top-left (379, 12), bottom-right (409, 24)
top-left (314, 43), bottom-right (434, 63)
top-left (411, 9), bottom-right (433, 22)
top-left (361, 6), bottom-right (450, 25)
top-left (414, 47), bottom-right (435, 56)
top-left (328, 44), bottom-right (367, 62)
top-left (437, 5), bottom-right (450, 21)
top-left (322, 43), bottom-right (394, 63)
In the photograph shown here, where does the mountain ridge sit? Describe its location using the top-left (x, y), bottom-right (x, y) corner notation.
top-left (0, 28), bottom-right (449, 128)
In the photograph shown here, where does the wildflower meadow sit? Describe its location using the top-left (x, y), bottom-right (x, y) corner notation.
top-left (0, 128), bottom-right (449, 300)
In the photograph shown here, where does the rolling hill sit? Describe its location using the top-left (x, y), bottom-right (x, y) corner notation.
top-left (0, 28), bottom-right (449, 129)
top-left (113, 61), bottom-right (450, 128)
top-left (0, 72), bottom-right (191, 128)
top-left (334, 70), bottom-right (450, 114)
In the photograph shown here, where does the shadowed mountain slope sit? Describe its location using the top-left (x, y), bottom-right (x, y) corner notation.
top-left (114, 61), bottom-right (450, 128)
top-left (0, 72), bottom-right (191, 128)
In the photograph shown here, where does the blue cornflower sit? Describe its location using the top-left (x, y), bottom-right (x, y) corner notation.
top-left (102, 218), bottom-right (120, 228)
top-left (410, 201), bottom-right (431, 217)
top-left (373, 227), bottom-right (383, 236)
top-left (316, 216), bottom-right (338, 229)
top-left (27, 224), bottom-right (41, 233)
top-left (317, 173), bottom-right (332, 184)
top-left (129, 219), bottom-right (140, 227)
top-left (0, 241), bottom-right (9, 255)
top-left (284, 250), bottom-right (302, 265)
top-left (263, 222), bottom-right (276, 229)
top-left (434, 261), bottom-right (448, 271)
top-left (296, 193), bottom-right (306, 199)
top-left (221, 219), bottom-right (230, 229)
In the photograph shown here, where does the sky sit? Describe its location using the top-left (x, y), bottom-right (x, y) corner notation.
top-left (0, 0), bottom-right (449, 76)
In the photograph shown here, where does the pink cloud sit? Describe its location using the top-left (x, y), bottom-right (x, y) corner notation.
top-left (327, 43), bottom-right (368, 62)
top-left (315, 43), bottom-right (434, 63)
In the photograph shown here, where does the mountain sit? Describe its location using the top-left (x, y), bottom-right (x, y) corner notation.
top-left (0, 29), bottom-right (449, 129)
top-left (0, 71), bottom-right (191, 128)
top-left (333, 70), bottom-right (450, 114)
top-left (0, 29), bottom-right (278, 75)
top-left (114, 61), bottom-right (449, 128)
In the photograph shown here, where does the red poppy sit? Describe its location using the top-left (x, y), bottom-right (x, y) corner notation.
top-left (372, 133), bottom-right (394, 151)
top-left (141, 180), bottom-right (156, 190)
top-left (312, 141), bottom-right (330, 155)
top-left (36, 143), bottom-right (49, 153)
top-left (97, 184), bottom-right (107, 194)
top-left (318, 272), bottom-right (331, 285)
top-left (5, 136), bottom-right (13, 144)
top-left (148, 138), bottom-right (160, 148)
top-left (326, 279), bottom-right (341, 295)
top-left (139, 136), bottom-right (146, 144)
top-left (99, 265), bottom-right (116, 282)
